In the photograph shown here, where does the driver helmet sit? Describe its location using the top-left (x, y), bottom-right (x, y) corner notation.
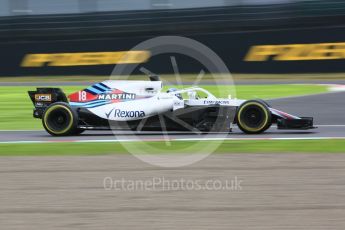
top-left (167, 88), bottom-right (183, 100)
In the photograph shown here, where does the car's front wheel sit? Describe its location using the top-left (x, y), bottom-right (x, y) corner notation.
top-left (236, 100), bottom-right (272, 134)
top-left (42, 102), bottom-right (78, 136)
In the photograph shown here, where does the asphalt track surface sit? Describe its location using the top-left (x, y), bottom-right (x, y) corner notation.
top-left (1, 88), bottom-right (345, 229)
top-left (0, 125), bottom-right (345, 143)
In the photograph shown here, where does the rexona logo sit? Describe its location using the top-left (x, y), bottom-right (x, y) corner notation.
top-left (106, 109), bottom-right (146, 119)
top-left (98, 93), bottom-right (136, 100)
top-left (245, 42), bottom-right (345, 61)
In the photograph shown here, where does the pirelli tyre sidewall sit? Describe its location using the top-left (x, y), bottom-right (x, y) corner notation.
top-left (237, 100), bottom-right (272, 134)
top-left (42, 102), bottom-right (78, 136)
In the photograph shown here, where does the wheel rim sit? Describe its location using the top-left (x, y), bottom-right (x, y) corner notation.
top-left (44, 106), bottom-right (73, 134)
top-left (239, 103), bottom-right (268, 131)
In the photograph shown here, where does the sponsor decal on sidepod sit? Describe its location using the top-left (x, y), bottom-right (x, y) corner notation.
top-left (98, 93), bottom-right (136, 100)
top-left (106, 109), bottom-right (146, 119)
top-left (203, 100), bottom-right (230, 105)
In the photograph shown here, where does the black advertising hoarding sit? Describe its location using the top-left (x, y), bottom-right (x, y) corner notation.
top-left (1, 26), bottom-right (345, 76)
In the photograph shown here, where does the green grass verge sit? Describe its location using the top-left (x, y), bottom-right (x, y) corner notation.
top-left (0, 84), bottom-right (328, 130)
top-left (0, 139), bottom-right (344, 156)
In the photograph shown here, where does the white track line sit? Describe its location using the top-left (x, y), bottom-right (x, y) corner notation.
top-left (0, 130), bottom-right (44, 132)
top-left (315, 125), bottom-right (345, 127)
top-left (0, 124), bottom-right (344, 132)
top-left (1, 136), bottom-right (345, 144)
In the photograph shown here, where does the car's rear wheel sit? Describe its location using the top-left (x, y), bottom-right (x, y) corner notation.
top-left (236, 100), bottom-right (272, 134)
top-left (42, 102), bottom-right (78, 136)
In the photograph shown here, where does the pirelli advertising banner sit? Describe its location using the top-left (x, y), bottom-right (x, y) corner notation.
top-left (1, 26), bottom-right (345, 76)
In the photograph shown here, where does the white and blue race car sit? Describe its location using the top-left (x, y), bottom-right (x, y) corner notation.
top-left (29, 77), bottom-right (314, 136)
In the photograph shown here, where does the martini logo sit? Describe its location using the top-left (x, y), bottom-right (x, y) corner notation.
top-left (98, 93), bottom-right (136, 100)
top-left (106, 109), bottom-right (145, 118)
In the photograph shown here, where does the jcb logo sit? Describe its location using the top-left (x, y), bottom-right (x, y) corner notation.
top-left (245, 42), bottom-right (345, 61)
top-left (35, 94), bottom-right (51, 102)
top-left (21, 50), bottom-right (150, 67)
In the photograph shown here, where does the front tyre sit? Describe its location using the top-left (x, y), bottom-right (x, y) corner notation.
top-left (42, 102), bottom-right (78, 136)
top-left (236, 100), bottom-right (272, 134)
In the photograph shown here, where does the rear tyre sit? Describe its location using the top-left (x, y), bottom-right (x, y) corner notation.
top-left (236, 100), bottom-right (272, 134)
top-left (42, 102), bottom-right (78, 136)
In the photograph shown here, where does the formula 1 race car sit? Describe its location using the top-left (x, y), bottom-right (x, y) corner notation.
top-left (28, 76), bottom-right (314, 136)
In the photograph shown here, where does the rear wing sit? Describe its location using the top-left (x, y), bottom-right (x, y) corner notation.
top-left (28, 88), bottom-right (68, 118)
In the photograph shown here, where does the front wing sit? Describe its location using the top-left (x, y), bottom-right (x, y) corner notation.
top-left (270, 108), bottom-right (315, 130)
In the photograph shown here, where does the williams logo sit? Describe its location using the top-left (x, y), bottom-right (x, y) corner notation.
top-left (203, 100), bottom-right (230, 105)
top-left (106, 109), bottom-right (145, 119)
top-left (98, 93), bottom-right (136, 100)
